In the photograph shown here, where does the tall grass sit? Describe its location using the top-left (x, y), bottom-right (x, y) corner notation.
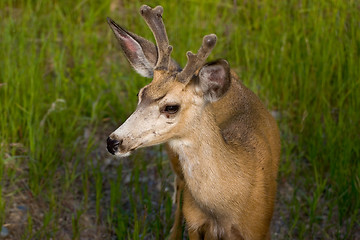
top-left (0, 0), bottom-right (359, 239)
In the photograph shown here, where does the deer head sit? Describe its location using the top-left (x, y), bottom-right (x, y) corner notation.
top-left (107, 5), bottom-right (231, 156)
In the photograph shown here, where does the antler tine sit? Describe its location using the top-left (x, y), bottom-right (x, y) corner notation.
top-left (140, 5), bottom-right (172, 71)
top-left (177, 34), bottom-right (217, 84)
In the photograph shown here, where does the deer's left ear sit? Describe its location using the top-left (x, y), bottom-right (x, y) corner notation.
top-left (198, 59), bottom-right (231, 102)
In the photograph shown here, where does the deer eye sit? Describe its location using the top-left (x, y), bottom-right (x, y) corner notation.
top-left (163, 105), bottom-right (180, 114)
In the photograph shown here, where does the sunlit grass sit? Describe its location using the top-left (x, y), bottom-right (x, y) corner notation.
top-left (0, 0), bottom-right (359, 239)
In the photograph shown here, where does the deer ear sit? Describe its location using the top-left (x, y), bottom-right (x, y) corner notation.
top-left (107, 17), bottom-right (156, 78)
top-left (198, 59), bottom-right (231, 102)
top-left (107, 18), bottom-right (180, 78)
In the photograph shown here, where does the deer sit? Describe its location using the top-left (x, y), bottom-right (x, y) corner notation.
top-left (106, 5), bottom-right (280, 240)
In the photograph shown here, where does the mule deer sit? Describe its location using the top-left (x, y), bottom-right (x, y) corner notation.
top-left (106, 5), bottom-right (280, 240)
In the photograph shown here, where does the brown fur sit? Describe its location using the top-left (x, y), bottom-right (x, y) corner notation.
top-left (166, 75), bottom-right (280, 240)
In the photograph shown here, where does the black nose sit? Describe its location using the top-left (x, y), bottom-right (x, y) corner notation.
top-left (107, 136), bottom-right (122, 155)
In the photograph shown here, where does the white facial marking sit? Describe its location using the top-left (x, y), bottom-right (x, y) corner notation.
top-left (111, 96), bottom-right (180, 155)
top-left (115, 151), bottom-right (131, 158)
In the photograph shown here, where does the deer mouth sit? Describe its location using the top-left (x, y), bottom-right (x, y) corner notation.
top-left (113, 143), bottom-right (144, 158)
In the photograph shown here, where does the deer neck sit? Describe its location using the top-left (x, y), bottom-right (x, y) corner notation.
top-left (168, 107), bottom-right (238, 201)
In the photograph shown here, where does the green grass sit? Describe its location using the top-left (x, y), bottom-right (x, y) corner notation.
top-left (0, 0), bottom-right (359, 239)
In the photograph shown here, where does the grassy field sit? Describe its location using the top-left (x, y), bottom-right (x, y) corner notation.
top-left (0, 0), bottom-right (359, 239)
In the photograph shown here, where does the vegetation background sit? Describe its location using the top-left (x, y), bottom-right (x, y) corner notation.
top-left (0, 0), bottom-right (359, 239)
